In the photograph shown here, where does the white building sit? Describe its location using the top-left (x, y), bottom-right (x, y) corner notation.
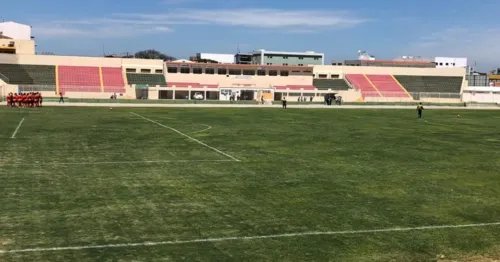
top-left (251, 49), bottom-right (324, 66)
top-left (0, 21), bottom-right (32, 40)
top-left (196, 53), bottom-right (235, 64)
top-left (434, 57), bottom-right (467, 68)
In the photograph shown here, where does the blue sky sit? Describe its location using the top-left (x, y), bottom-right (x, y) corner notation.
top-left (3, 0), bottom-right (500, 70)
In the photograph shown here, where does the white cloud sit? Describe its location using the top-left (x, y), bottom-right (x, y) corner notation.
top-left (123, 9), bottom-right (367, 28)
top-left (409, 27), bottom-right (500, 70)
top-left (32, 8), bottom-right (367, 38)
top-left (33, 23), bottom-right (172, 38)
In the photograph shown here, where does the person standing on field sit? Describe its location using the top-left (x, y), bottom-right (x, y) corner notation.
top-left (59, 92), bottom-right (64, 103)
top-left (417, 103), bottom-right (424, 118)
top-left (281, 96), bottom-right (287, 109)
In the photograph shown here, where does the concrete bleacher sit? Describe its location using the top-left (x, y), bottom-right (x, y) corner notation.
top-left (345, 74), bottom-right (380, 97)
top-left (366, 75), bottom-right (411, 98)
top-left (394, 75), bottom-right (463, 93)
top-left (313, 79), bottom-right (350, 90)
top-left (102, 67), bottom-right (125, 93)
top-left (126, 73), bottom-right (166, 86)
top-left (58, 66), bottom-right (101, 92)
top-left (0, 64), bottom-right (56, 85)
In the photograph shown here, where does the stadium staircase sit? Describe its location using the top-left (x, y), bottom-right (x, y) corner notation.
top-left (345, 74), bottom-right (381, 97)
top-left (313, 79), bottom-right (350, 90)
top-left (0, 64), bottom-right (56, 92)
top-left (58, 66), bottom-right (102, 92)
top-left (394, 76), bottom-right (463, 93)
top-left (126, 73), bottom-right (167, 86)
top-left (102, 67), bottom-right (126, 93)
top-left (365, 75), bottom-right (411, 98)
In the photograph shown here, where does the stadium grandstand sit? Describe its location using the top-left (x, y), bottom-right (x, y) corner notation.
top-left (2, 21), bottom-right (500, 104)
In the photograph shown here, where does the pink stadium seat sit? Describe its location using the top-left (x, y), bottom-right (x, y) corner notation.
top-left (102, 67), bottom-right (125, 93)
top-left (345, 74), bottom-right (380, 97)
top-left (366, 75), bottom-right (410, 98)
top-left (58, 66), bottom-right (100, 92)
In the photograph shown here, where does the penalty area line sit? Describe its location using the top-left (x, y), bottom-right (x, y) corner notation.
top-left (131, 112), bottom-right (240, 162)
top-left (11, 117), bottom-right (25, 139)
top-left (1, 221), bottom-right (500, 254)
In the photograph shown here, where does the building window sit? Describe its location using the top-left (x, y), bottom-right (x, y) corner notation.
top-left (282, 63), bottom-right (288, 66)
top-left (299, 57), bottom-right (304, 60)
top-left (314, 57), bottom-right (319, 60)
top-left (267, 63), bottom-right (272, 65)
top-left (140, 69), bottom-right (151, 73)
top-left (243, 70), bottom-right (255, 76)
top-left (205, 68), bottom-right (215, 74)
top-left (267, 55), bottom-right (273, 58)
top-left (318, 74), bottom-right (327, 78)
top-left (155, 69), bottom-right (163, 74)
top-left (452, 63), bottom-right (456, 66)
top-left (446, 63), bottom-right (449, 66)
top-left (193, 67), bottom-right (203, 74)
top-left (283, 56), bottom-right (288, 59)
top-left (167, 67), bottom-right (177, 73)
top-left (269, 70), bottom-right (278, 76)
top-left (180, 67), bottom-right (190, 74)
top-left (257, 70), bottom-right (266, 76)
top-left (280, 70), bottom-right (289, 76)
top-left (218, 68), bottom-right (227, 75)
top-left (439, 63), bottom-right (443, 65)
top-left (126, 68), bottom-right (136, 73)
top-left (298, 64), bottom-right (304, 66)
top-left (228, 69), bottom-right (241, 75)
top-left (331, 74), bottom-right (340, 79)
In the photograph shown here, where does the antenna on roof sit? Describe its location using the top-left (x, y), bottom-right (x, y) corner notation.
top-left (237, 44), bottom-right (240, 54)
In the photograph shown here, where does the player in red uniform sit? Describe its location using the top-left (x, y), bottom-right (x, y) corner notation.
top-left (34, 92), bottom-right (39, 107)
top-left (7, 92), bottom-right (12, 107)
top-left (15, 93), bottom-right (20, 107)
top-left (22, 93), bottom-right (28, 107)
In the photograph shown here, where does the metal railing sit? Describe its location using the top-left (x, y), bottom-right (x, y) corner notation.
top-left (360, 91), bottom-right (461, 102)
top-left (0, 72), bottom-right (9, 83)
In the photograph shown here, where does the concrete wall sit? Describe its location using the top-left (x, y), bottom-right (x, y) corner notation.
top-left (264, 55), bottom-right (322, 66)
top-left (166, 72), bottom-right (312, 88)
top-left (0, 54), bottom-right (163, 69)
top-left (313, 65), bottom-right (466, 77)
top-left (0, 39), bottom-right (35, 55)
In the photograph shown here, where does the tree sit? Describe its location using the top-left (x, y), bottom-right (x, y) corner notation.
top-left (134, 49), bottom-right (176, 61)
top-left (197, 58), bottom-right (219, 64)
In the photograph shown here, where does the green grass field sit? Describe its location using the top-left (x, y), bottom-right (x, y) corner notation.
top-left (1, 106), bottom-right (500, 262)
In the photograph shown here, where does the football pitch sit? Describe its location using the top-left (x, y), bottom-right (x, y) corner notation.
top-left (1, 106), bottom-right (500, 261)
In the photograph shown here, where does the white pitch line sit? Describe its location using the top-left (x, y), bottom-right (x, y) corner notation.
top-left (0, 159), bottom-right (234, 166)
top-left (1, 222), bottom-right (500, 254)
top-left (11, 117), bottom-right (25, 139)
top-left (191, 124), bottom-right (212, 134)
top-left (131, 112), bottom-right (240, 162)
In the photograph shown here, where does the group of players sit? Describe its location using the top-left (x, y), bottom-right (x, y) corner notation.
top-left (6, 92), bottom-right (43, 108)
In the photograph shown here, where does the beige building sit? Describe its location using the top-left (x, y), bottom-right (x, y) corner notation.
top-left (0, 52), bottom-right (467, 103)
